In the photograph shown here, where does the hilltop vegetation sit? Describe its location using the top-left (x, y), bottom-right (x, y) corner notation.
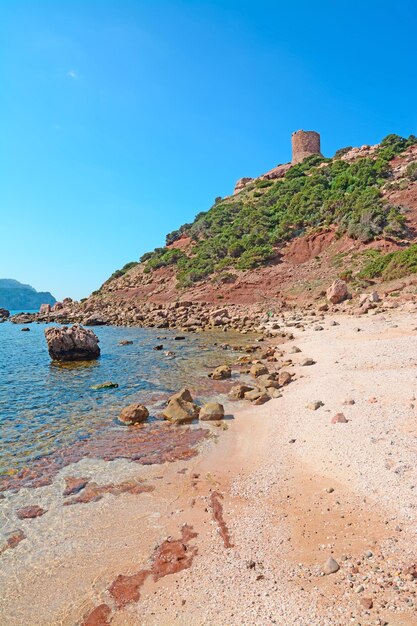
top-left (108, 134), bottom-right (417, 290)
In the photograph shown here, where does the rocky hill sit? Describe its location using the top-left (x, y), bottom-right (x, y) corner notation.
top-left (0, 279), bottom-right (56, 311)
top-left (17, 132), bottom-right (417, 329)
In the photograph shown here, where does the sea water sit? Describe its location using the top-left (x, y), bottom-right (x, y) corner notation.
top-left (0, 321), bottom-right (251, 480)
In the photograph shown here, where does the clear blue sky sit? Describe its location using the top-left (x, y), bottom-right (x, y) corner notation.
top-left (1, 1), bottom-right (416, 300)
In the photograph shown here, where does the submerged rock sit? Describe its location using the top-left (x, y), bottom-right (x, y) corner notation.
top-left (63, 476), bottom-right (89, 496)
top-left (16, 505), bottom-right (46, 519)
top-left (209, 365), bottom-right (231, 380)
top-left (91, 381), bottom-right (118, 390)
top-left (44, 324), bottom-right (100, 361)
top-left (0, 530), bottom-right (26, 554)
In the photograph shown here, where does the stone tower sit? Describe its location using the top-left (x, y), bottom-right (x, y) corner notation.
top-left (291, 130), bottom-right (322, 164)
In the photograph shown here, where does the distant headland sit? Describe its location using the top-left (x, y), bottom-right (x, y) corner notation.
top-left (0, 279), bottom-right (56, 311)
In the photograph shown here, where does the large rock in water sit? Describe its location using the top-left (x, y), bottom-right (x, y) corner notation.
top-left (44, 324), bottom-right (100, 361)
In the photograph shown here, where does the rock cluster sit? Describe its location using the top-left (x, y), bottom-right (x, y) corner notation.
top-left (26, 299), bottom-right (264, 333)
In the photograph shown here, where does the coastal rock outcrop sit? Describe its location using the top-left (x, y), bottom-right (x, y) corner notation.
top-left (0, 308), bottom-right (10, 319)
top-left (233, 177), bottom-right (253, 195)
top-left (44, 324), bottom-right (100, 361)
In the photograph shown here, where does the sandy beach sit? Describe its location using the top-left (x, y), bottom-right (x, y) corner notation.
top-left (1, 308), bottom-right (416, 626)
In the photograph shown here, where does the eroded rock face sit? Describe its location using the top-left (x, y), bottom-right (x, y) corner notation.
top-left (39, 303), bottom-right (51, 314)
top-left (44, 324), bottom-right (100, 361)
top-left (326, 280), bottom-right (350, 304)
top-left (233, 177), bottom-right (253, 194)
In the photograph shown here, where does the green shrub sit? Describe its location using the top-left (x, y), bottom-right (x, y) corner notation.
top-left (138, 134), bottom-right (414, 287)
top-left (406, 161), bottom-right (417, 181)
top-left (256, 179), bottom-right (274, 188)
top-left (145, 248), bottom-right (186, 271)
top-left (106, 261), bottom-right (139, 283)
top-left (334, 146), bottom-right (352, 158)
top-left (359, 244), bottom-right (417, 281)
top-left (376, 134), bottom-right (417, 161)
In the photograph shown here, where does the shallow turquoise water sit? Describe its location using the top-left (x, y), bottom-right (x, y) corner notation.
top-left (0, 321), bottom-right (251, 476)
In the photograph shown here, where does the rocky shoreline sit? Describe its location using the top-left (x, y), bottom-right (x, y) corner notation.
top-left (6, 276), bottom-right (417, 337)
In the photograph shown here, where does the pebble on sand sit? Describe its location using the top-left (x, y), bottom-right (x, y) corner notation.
top-left (323, 557), bottom-right (340, 575)
top-left (300, 358), bottom-right (315, 366)
top-left (331, 412), bottom-right (348, 424)
top-left (306, 401), bottom-right (324, 410)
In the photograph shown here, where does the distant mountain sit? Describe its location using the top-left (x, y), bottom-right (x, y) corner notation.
top-left (0, 279), bottom-right (56, 311)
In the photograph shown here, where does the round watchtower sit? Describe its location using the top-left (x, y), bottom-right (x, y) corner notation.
top-left (291, 130), bottom-right (322, 164)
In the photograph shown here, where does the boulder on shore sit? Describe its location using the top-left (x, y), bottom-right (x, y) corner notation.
top-left (44, 324), bottom-right (100, 361)
top-left (326, 280), bottom-right (350, 304)
top-left (162, 388), bottom-right (200, 424)
top-left (250, 363), bottom-right (268, 378)
top-left (229, 384), bottom-right (254, 400)
top-left (199, 402), bottom-right (225, 421)
top-left (0, 308), bottom-right (10, 318)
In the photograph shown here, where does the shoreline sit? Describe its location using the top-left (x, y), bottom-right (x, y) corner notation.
top-left (1, 309), bottom-right (416, 625)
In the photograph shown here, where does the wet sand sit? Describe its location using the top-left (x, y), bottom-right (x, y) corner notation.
top-left (1, 310), bottom-right (416, 625)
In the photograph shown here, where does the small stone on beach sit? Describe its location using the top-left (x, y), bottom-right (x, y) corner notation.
top-left (306, 401), bottom-right (324, 410)
top-left (323, 557), bottom-right (340, 575)
top-left (331, 412), bottom-right (348, 424)
top-left (300, 358), bottom-right (315, 366)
